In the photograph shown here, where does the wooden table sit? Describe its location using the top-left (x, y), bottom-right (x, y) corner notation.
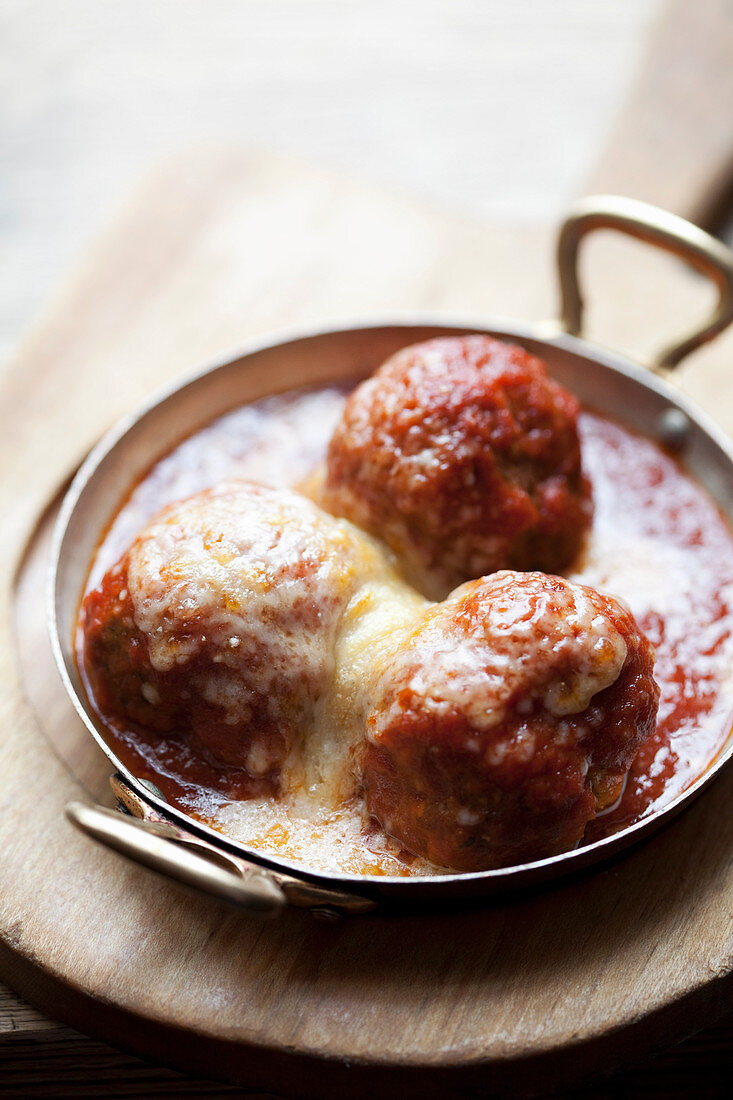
top-left (2, 986), bottom-right (731, 1097)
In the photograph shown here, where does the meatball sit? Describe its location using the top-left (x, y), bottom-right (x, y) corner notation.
top-left (81, 480), bottom-right (394, 798)
top-left (363, 571), bottom-right (659, 871)
top-left (320, 335), bottom-right (592, 598)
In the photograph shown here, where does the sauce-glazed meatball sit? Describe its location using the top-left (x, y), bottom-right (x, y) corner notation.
top-left (363, 571), bottom-right (659, 871)
top-left (320, 336), bottom-right (592, 598)
top-left (81, 480), bottom-right (401, 799)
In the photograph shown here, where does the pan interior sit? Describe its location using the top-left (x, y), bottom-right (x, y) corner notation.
top-left (50, 320), bottom-right (733, 898)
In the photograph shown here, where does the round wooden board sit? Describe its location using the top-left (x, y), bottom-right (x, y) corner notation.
top-left (4, 46), bottom-right (733, 1080)
top-left (8, 470), bottom-right (733, 1098)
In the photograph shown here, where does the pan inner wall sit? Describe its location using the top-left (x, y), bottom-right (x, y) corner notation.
top-left (55, 324), bottom-right (733, 882)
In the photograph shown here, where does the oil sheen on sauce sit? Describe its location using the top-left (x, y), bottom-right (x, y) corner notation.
top-left (80, 384), bottom-right (733, 875)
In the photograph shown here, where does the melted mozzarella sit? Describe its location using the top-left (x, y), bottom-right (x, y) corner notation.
top-left (126, 478), bottom-right (426, 794)
top-left (373, 571), bottom-right (628, 736)
top-left (298, 574), bottom-right (429, 805)
top-left (127, 480), bottom-right (380, 675)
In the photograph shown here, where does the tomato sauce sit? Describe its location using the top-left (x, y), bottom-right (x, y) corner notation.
top-left (78, 383), bottom-right (733, 868)
top-left (575, 415), bottom-right (733, 841)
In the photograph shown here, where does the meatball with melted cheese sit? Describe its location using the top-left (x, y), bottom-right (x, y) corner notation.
top-left (363, 571), bottom-right (659, 871)
top-left (81, 480), bottom-right (422, 800)
top-left (320, 335), bottom-right (592, 599)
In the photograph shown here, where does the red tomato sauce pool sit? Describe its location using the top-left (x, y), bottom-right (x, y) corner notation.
top-left (81, 384), bottom-right (733, 853)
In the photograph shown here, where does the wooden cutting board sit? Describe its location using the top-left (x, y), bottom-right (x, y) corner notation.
top-left (3, 2), bottom-right (733, 1093)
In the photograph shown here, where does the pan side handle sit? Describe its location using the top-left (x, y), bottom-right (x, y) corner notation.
top-left (556, 194), bottom-right (733, 372)
top-left (66, 775), bottom-right (377, 919)
top-left (66, 800), bottom-right (287, 919)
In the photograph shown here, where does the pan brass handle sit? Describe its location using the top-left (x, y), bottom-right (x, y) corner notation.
top-left (68, 777), bottom-right (379, 917)
top-left (557, 194), bottom-right (733, 372)
top-left (67, 801), bottom-right (286, 919)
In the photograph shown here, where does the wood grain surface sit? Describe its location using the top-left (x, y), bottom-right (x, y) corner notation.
top-left (586, 0), bottom-right (733, 230)
top-left (1, 1003), bottom-right (732, 1099)
top-left (3, 0), bottom-right (733, 1094)
top-left (0, 0), bottom-right (660, 367)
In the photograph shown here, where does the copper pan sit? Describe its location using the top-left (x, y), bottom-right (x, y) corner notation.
top-left (50, 196), bottom-right (733, 918)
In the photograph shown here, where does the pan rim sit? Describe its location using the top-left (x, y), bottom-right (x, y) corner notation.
top-left (47, 313), bottom-right (733, 895)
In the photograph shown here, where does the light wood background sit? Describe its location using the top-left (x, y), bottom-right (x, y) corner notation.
top-left (0, 0), bottom-right (660, 368)
top-left (4, 0), bottom-right (733, 1095)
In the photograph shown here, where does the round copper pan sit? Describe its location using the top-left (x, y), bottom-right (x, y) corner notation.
top-left (49, 197), bottom-right (733, 917)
